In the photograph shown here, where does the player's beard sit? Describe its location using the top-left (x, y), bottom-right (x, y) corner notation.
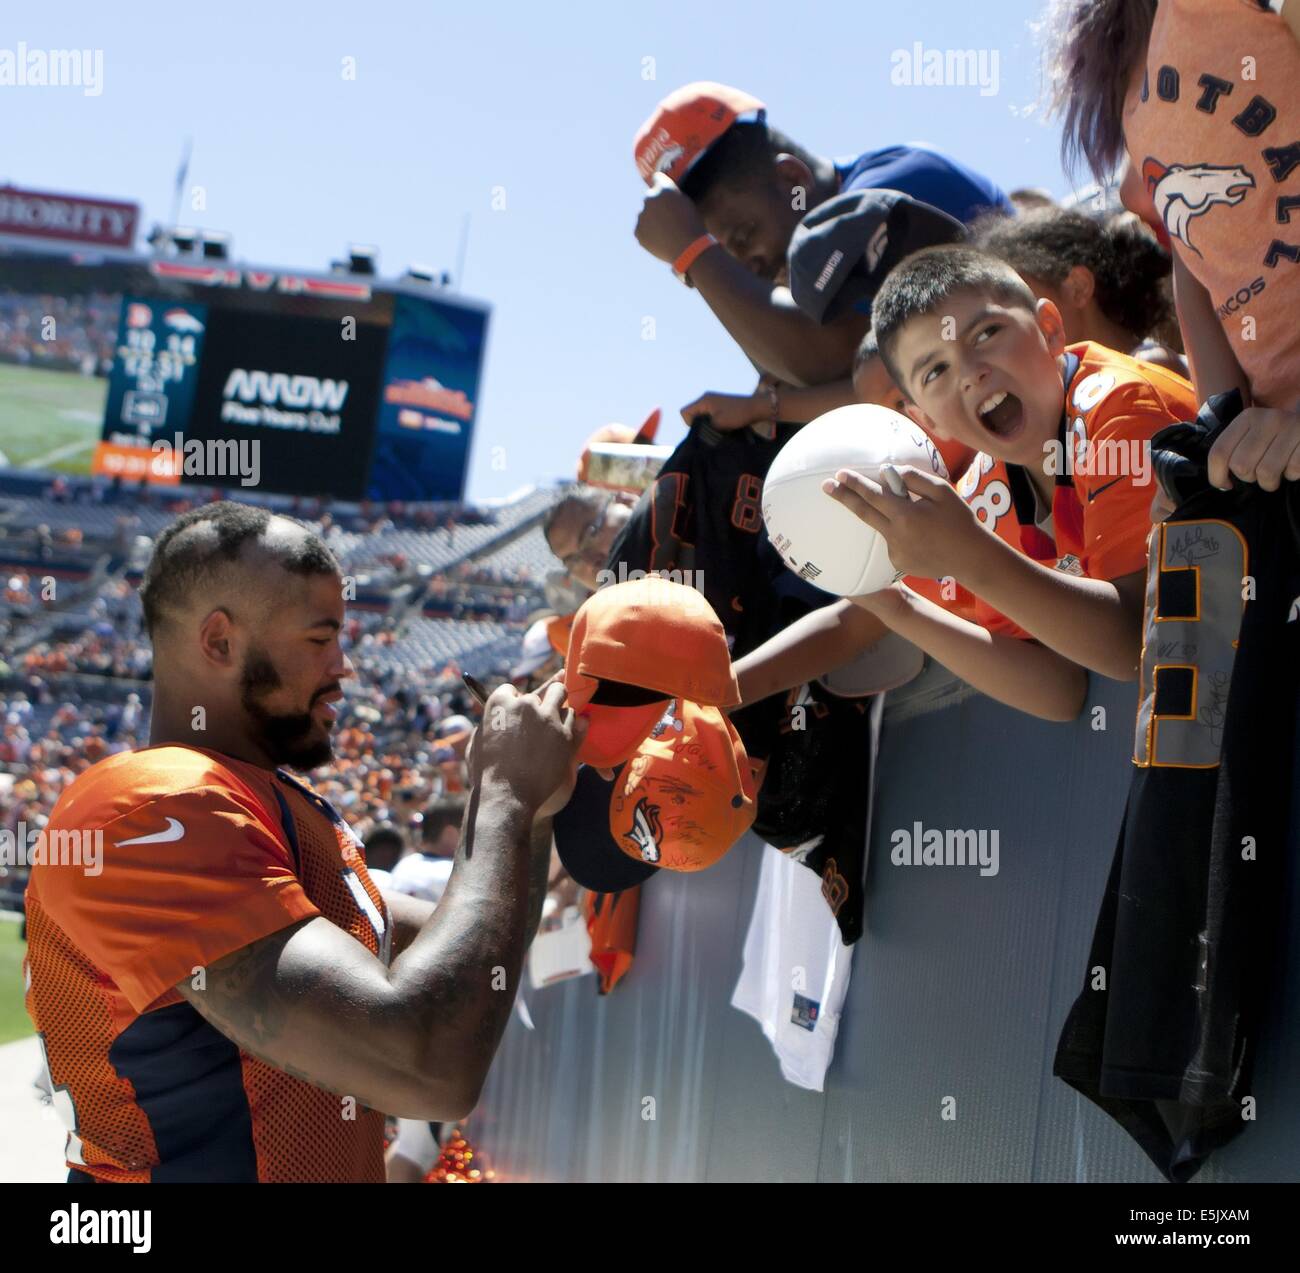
top-left (240, 648), bottom-right (334, 770)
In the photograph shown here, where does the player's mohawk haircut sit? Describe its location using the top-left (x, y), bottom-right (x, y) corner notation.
top-left (139, 501), bottom-right (339, 637)
top-left (870, 246), bottom-right (1037, 392)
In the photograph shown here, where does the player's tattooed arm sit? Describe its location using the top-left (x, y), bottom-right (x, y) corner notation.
top-left (175, 907), bottom-right (506, 1117)
top-left (176, 683), bottom-right (585, 1120)
top-left (176, 920), bottom-right (356, 1093)
top-left (175, 916), bottom-right (471, 1114)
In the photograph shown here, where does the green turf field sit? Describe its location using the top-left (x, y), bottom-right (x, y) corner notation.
top-left (0, 362), bottom-right (107, 475)
top-left (0, 918), bottom-right (32, 1045)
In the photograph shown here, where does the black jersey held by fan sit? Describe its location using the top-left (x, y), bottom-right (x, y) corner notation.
top-left (1054, 391), bottom-right (1300, 1181)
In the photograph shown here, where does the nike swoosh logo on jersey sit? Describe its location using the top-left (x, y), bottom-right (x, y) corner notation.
top-left (1087, 475), bottom-right (1125, 502)
top-left (116, 817), bottom-right (185, 846)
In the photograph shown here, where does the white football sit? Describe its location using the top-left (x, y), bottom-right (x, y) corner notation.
top-left (762, 404), bottom-right (949, 597)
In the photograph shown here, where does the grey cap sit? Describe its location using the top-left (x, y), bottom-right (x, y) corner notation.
top-left (788, 188), bottom-right (965, 324)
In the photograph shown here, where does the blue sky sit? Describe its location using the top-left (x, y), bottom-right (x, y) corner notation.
top-left (5, 0), bottom-right (1079, 501)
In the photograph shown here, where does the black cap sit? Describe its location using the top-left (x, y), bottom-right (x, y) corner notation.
top-left (552, 763), bottom-right (658, 893)
top-left (788, 188), bottom-right (966, 324)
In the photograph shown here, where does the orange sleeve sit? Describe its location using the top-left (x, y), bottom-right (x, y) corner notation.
top-left (38, 784), bottom-right (320, 1013)
top-left (1073, 387), bottom-right (1169, 581)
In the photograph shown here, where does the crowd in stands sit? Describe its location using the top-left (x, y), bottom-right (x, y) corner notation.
top-left (0, 290), bottom-right (118, 375)
top-left (0, 484), bottom-right (566, 916)
top-left (0, 659), bottom-right (484, 911)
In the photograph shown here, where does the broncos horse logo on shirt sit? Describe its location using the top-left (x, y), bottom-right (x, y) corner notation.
top-left (1141, 159), bottom-right (1255, 257)
top-left (621, 796), bottom-right (663, 863)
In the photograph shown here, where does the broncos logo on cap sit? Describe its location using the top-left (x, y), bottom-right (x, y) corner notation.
top-left (1142, 159), bottom-right (1254, 257)
top-left (621, 796), bottom-right (663, 863)
top-left (654, 143), bottom-right (686, 177)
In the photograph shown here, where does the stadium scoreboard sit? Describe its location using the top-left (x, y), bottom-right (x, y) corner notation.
top-left (0, 248), bottom-right (490, 502)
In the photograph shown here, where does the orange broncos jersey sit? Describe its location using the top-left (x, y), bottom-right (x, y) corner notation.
top-left (24, 744), bottom-right (392, 1183)
top-left (907, 342), bottom-right (1197, 637)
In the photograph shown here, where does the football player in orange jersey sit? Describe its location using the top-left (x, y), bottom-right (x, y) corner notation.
top-left (25, 502), bottom-right (586, 1182)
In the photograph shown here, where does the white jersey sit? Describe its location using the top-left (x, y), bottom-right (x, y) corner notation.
top-left (731, 840), bottom-right (856, 1092)
top-left (388, 852), bottom-right (454, 905)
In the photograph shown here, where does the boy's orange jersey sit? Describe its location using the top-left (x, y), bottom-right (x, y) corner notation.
top-left (24, 744), bottom-right (392, 1183)
top-left (907, 342), bottom-right (1197, 637)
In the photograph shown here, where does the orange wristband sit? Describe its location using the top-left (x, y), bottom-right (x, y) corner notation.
top-left (672, 233), bottom-right (717, 280)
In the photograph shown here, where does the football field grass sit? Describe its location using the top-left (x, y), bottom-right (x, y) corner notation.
top-left (0, 362), bottom-right (106, 475)
top-left (0, 919), bottom-right (32, 1045)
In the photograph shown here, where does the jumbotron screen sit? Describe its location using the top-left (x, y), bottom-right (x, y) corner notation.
top-left (0, 249), bottom-right (489, 501)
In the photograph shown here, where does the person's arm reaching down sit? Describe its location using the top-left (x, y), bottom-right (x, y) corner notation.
top-left (177, 682), bottom-right (586, 1121)
top-left (1170, 252), bottom-right (1250, 405)
top-left (732, 599), bottom-right (889, 707)
top-left (633, 173), bottom-right (867, 386)
top-left (684, 253), bottom-right (867, 387)
top-left (851, 584), bottom-right (1088, 722)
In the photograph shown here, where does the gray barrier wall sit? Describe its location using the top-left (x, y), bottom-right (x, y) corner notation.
top-left (474, 668), bottom-right (1300, 1182)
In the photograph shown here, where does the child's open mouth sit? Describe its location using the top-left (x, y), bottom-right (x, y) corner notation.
top-left (975, 389), bottom-right (1024, 442)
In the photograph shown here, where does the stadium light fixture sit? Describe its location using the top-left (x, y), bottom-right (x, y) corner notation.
top-left (347, 244), bottom-right (379, 276)
top-left (200, 231), bottom-right (232, 260)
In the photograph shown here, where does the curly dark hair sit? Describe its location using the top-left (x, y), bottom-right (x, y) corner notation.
top-left (974, 206), bottom-right (1174, 348)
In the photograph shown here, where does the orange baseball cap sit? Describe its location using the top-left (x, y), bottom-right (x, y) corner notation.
top-left (564, 576), bottom-right (740, 768)
top-left (554, 699), bottom-right (756, 891)
top-left (576, 407), bottom-right (660, 484)
top-left (564, 577), bottom-right (739, 709)
top-left (634, 82), bottom-right (765, 186)
top-left (545, 612), bottom-right (575, 657)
